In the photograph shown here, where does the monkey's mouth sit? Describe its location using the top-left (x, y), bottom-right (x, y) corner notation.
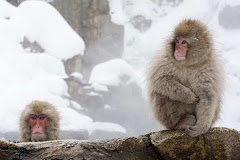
top-left (175, 55), bottom-right (186, 61)
top-left (33, 132), bottom-right (44, 135)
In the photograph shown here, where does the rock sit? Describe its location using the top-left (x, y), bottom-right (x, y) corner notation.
top-left (14, 136), bottom-right (159, 160)
top-left (50, 0), bottom-right (124, 79)
top-left (6, 0), bottom-right (20, 6)
top-left (151, 128), bottom-right (240, 160)
top-left (131, 15), bottom-right (152, 32)
top-left (64, 55), bottom-right (82, 76)
top-left (0, 128), bottom-right (239, 159)
top-left (0, 141), bottom-right (19, 159)
top-left (21, 37), bottom-right (45, 53)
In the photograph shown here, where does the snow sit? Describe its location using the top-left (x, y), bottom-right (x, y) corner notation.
top-left (12, 0), bottom-right (85, 60)
top-left (70, 101), bottom-right (84, 111)
top-left (91, 82), bottom-right (109, 92)
top-left (0, 0), bottom-right (16, 18)
top-left (89, 59), bottom-right (139, 86)
top-left (71, 101), bottom-right (84, 111)
top-left (88, 92), bottom-right (101, 96)
top-left (0, 0), bottom-right (126, 137)
top-left (70, 72), bottom-right (84, 83)
top-left (217, 74), bottom-right (240, 129)
top-left (70, 72), bottom-right (83, 81)
top-left (104, 104), bottom-right (112, 109)
top-left (89, 122), bottom-right (126, 134)
top-left (108, 0), bottom-right (125, 25)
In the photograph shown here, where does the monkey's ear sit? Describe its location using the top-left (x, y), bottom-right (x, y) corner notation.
top-left (202, 31), bottom-right (210, 44)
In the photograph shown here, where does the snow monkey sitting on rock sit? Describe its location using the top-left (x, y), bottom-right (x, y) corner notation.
top-left (20, 100), bottom-right (60, 142)
top-left (147, 19), bottom-right (224, 137)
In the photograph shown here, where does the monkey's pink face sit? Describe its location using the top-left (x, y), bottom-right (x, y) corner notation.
top-left (29, 114), bottom-right (48, 141)
top-left (174, 37), bottom-right (189, 61)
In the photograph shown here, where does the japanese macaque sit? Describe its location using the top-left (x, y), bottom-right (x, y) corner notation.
top-left (20, 100), bottom-right (60, 142)
top-left (147, 19), bottom-right (223, 137)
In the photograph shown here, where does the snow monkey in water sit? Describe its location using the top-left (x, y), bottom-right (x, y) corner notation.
top-left (20, 100), bottom-right (60, 142)
top-left (147, 19), bottom-right (224, 137)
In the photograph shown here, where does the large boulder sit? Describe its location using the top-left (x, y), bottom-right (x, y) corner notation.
top-left (1, 128), bottom-right (240, 159)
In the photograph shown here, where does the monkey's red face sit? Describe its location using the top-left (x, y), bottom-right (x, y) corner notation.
top-left (29, 114), bottom-right (48, 142)
top-left (174, 37), bottom-right (189, 61)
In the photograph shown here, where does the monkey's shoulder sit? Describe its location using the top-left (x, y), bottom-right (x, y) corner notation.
top-left (156, 56), bottom-right (176, 70)
top-left (194, 60), bottom-right (221, 78)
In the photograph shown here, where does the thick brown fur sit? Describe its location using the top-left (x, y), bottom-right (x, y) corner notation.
top-left (147, 19), bottom-right (224, 137)
top-left (19, 100), bottom-right (60, 142)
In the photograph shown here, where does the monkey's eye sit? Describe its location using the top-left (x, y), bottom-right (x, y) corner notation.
top-left (182, 40), bottom-right (187, 45)
top-left (175, 39), bottom-right (179, 44)
top-left (39, 114), bottom-right (46, 120)
top-left (30, 114), bottom-right (37, 120)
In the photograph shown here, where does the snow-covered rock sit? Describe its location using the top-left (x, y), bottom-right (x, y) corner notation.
top-left (12, 0), bottom-right (85, 60)
top-left (89, 59), bottom-right (138, 86)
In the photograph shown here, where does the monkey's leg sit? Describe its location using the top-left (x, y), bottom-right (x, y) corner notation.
top-left (160, 101), bottom-right (193, 130)
top-left (186, 98), bottom-right (217, 137)
top-left (175, 114), bottom-right (196, 130)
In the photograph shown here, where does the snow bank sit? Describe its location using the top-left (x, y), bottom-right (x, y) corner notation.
top-left (89, 59), bottom-right (138, 86)
top-left (0, 0), bottom-right (16, 18)
top-left (12, 0), bottom-right (85, 60)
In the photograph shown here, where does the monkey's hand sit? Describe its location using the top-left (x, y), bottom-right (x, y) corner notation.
top-left (185, 93), bottom-right (216, 137)
top-left (185, 123), bottom-right (211, 137)
top-left (182, 87), bottom-right (199, 104)
top-left (173, 84), bottom-right (199, 104)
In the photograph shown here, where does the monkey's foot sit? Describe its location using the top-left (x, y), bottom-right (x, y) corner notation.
top-left (175, 114), bottom-right (196, 130)
top-left (185, 124), bottom-right (210, 137)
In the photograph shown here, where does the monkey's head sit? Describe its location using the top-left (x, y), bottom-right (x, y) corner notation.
top-left (168, 19), bottom-right (213, 66)
top-left (20, 101), bottom-right (60, 142)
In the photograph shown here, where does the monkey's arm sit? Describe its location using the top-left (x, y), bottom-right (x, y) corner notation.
top-left (186, 84), bottom-right (218, 137)
top-left (151, 75), bottom-right (199, 104)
